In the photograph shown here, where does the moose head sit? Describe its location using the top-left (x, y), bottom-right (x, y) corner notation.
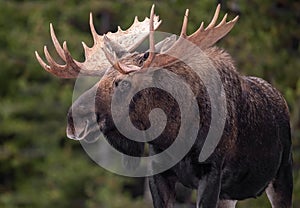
top-left (35, 4), bottom-right (237, 148)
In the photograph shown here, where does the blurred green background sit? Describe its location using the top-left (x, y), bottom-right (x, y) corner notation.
top-left (0, 0), bottom-right (299, 207)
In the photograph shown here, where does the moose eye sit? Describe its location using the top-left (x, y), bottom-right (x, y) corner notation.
top-left (115, 80), bottom-right (131, 92)
top-left (143, 52), bottom-right (149, 60)
top-left (138, 52), bottom-right (150, 66)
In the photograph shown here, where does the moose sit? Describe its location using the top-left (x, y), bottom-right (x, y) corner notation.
top-left (35, 4), bottom-right (293, 208)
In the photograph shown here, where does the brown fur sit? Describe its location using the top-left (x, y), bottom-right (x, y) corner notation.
top-left (67, 46), bottom-right (293, 208)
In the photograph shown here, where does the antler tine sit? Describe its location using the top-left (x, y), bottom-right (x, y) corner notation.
top-left (199, 22), bottom-right (204, 31)
top-left (44, 45), bottom-right (62, 69)
top-left (89, 13), bottom-right (98, 44)
top-left (143, 4), bottom-right (156, 68)
top-left (206, 4), bottom-right (221, 30)
top-left (149, 4), bottom-right (155, 53)
top-left (231, 15), bottom-right (239, 24)
top-left (35, 50), bottom-right (50, 71)
top-left (62, 41), bottom-right (80, 73)
top-left (216, 13), bottom-right (228, 27)
top-left (180, 9), bottom-right (189, 37)
top-left (50, 23), bottom-right (66, 61)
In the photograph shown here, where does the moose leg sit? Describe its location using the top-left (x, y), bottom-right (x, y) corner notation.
top-left (266, 160), bottom-right (293, 208)
top-left (196, 169), bottom-right (222, 208)
top-left (217, 200), bottom-right (237, 208)
top-left (149, 172), bottom-right (177, 208)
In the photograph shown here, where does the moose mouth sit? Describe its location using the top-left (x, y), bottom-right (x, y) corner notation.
top-left (67, 120), bottom-right (100, 141)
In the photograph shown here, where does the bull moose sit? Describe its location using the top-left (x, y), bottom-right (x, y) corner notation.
top-left (35, 4), bottom-right (293, 208)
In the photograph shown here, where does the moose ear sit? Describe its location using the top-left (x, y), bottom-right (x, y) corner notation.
top-left (154, 35), bottom-right (177, 53)
top-left (150, 67), bottom-right (172, 88)
top-left (151, 67), bottom-right (162, 80)
top-left (102, 35), bottom-right (130, 62)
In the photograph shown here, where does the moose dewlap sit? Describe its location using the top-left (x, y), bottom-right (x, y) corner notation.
top-left (35, 4), bottom-right (293, 208)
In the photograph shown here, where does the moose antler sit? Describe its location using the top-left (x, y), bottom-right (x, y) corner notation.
top-left (151, 4), bottom-right (239, 67)
top-left (183, 4), bottom-right (239, 49)
top-left (102, 4), bottom-right (157, 73)
top-left (35, 10), bottom-right (161, 78)
top-left (142, 4), bottom-right (156, 68)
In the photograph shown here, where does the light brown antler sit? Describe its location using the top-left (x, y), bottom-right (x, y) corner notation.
top-left (108, 4), bottom-right (157, 72)
top-left (184, 4), bottom-right (239, 49)
top-left (151, 4), bottom-right (238, 66)
top-left (142, 4), bottom-right (156, 68)
top-left (35, 11), bottom-right (161, 78)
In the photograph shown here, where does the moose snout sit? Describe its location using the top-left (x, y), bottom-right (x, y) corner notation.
top-left (66, 106), bottom-right (100, 141)
top-left (66, 110), bottom-right (82, 140)
top-left (66, 108), bottom-right (88, 140)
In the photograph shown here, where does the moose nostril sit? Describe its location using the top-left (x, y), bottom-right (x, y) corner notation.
top-left (66, 115), bottom-right (75, 139)
top-left (67, 113), bottom-right (73, 123)
top-left (66, 123), bottom-right (76, 140)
